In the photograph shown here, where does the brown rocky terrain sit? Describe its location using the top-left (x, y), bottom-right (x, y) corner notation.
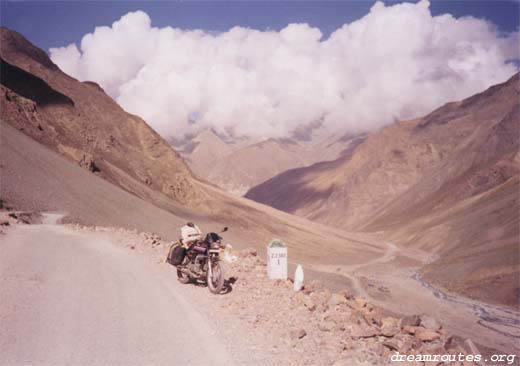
top-left (0, 27), bottom-right (199, 206)
top-left (180, 128), bottom-right (364, 195)
top-left (246, 74), bottom-right (520, 307)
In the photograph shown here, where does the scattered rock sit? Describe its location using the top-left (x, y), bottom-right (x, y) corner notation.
top-left (79, 153), bottom-right (99, 172)
top-left (303, 279), bottom-right (324, 294)
top-left (383, 339), bottom-right (399, 351)
top-left (444, 334), bottom-right (465, 351)
top-left (415, 328), bottom-right (441, 342)
top-left (355, 297), bottom-right (368, 309)
top-left (420, 314), bottom-right (442, 331)
top-left (403, 325), bottom-right (419, 335)
top-left (400, 314), bottom-right (421, 328)
top-left (351, 323), bottom-right (379, 338)
top-left (328, 293), bottom-right (347, 306)
top-left (337, 288), bottom-right (355, 300)
top-left (303, 296), bottom-right (316, 312)
top-left (318, 320), bottom-right (336, 332)
top-left (240, 248), bottom-right (257, 257)
top-left (310, 289), bottom-right (332, 309)
top-left (393, 334), bottom-right (414, 353)
top-left (381, 316), bottom-right (400, 337)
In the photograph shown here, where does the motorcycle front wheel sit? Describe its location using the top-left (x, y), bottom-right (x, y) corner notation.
top-left (207, 260), bottom-right (224, 294)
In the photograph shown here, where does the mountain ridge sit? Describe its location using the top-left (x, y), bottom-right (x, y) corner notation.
top-left (0, 27), bottom-right (199, 205)
top-left (246, 72), bottom-right (520, 306)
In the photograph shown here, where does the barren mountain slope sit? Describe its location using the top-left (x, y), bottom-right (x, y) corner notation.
top-left (247, 73), bottom-right (519, 231)
top-left (182, 129), bottom-right (364, 195)
top-left (399, 176), bottom-right (519, 307)
top-left (0, 27), bottom-right (199, 205)
top-left (178, 129), bottom-right (233, 175)
top-left (203, 138), bottom-right (316, 195)
top-left (247, 74), bottom-right (520, 306)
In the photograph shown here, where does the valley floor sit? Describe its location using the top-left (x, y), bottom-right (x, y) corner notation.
top-left (311, 240), bottom-right (520, 355)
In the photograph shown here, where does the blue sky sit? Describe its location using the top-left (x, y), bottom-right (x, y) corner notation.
top-left (2, 1), bottom-right (518, 140)
top-left (2, 1), bottom-right (519, 53)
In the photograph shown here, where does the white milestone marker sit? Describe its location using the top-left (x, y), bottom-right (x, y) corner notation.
top-left (267, 239), bottom-right (288, 280)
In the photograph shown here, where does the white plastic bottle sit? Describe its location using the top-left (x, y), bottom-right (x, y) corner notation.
top-left (293, 264), bottom-right (304, 291)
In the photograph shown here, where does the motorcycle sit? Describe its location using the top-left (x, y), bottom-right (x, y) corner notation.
top-left (176, 227), bottom-right (228, 294)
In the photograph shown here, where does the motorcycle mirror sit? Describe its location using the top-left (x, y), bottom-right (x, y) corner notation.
top-left (221, 227), bottom-right (228, 233)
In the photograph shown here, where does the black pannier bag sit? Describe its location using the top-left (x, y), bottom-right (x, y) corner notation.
top-left (167, 242), bottom-right (186, 265)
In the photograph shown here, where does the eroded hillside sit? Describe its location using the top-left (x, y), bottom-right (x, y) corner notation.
top-left (0, 27), bottom-right (199, 205)
top-left (247, 74), bottom-right (520, 306)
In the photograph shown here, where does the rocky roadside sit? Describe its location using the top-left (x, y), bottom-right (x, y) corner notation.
top-left (65, 224), bottom-right (489, 366)
top-left (0, 209), bottom-right (42, 235)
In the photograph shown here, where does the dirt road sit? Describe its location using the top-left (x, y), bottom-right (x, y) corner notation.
top-left (0, 220), bottom-right (235, 366)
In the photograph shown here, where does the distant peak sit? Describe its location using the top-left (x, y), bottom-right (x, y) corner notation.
top-left (194, 129), bottom-right (225, 143)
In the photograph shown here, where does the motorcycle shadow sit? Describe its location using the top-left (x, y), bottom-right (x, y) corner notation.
top-left (221, 276), bottom-right (237, 295)
top-left (185, 276), bottom-right (237, 295)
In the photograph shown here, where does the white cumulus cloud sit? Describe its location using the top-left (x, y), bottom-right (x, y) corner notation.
top-left (49, 1), bottom-right (519, 141)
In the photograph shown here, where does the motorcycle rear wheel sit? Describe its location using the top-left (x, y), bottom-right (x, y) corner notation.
top-left (207, 261), bottom-right (224, 294)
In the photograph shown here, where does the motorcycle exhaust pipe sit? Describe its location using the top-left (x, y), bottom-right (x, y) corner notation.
top-left (178, 266), bottom-right (200, 278)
